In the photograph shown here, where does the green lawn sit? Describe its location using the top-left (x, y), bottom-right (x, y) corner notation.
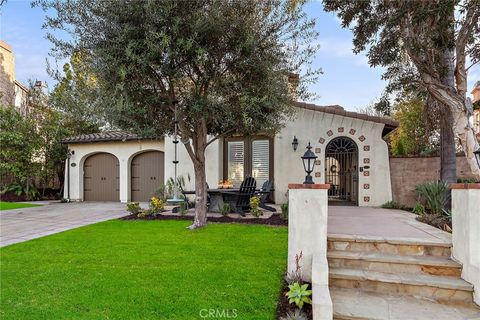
top-left (0, 201), bottom-right (41, 211)
top-left (0, 220), bottom-right (287, 320)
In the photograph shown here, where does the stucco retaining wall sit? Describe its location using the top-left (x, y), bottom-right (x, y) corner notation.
top-left (451, 184), bottom-right (480, 305)
top-left (390, 156), bottom-right (476, 207)
top-left (287, 184), bottom-right (332, 320)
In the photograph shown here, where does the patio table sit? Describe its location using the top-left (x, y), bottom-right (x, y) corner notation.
top-left (182, 188), bottom-right (253, 212)
top-left (182, 188), bottom-right (270, 213)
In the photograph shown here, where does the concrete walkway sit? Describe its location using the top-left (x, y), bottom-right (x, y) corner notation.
top-left (328, 206), bottom-right (452, 245)
top-left (0, 202), bottom-right (127, 247)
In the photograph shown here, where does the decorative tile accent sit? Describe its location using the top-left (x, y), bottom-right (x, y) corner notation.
top-left (363, 184), bottom-right (370, 189)
top-left (315, 160), bottom-right (321, 165)
top-left (338, 127), bottom-right (344, 133)
top-left (327, 130), bottom-right (333, 137)
top-left (363, 158), bottom-right (370, 164)
top-left (349, 128), bottom-right (356, 135)
top-left (363, 145), bottom-right (370, 151)
top-left (319, 137), bottom-right (325, 144)
top-left (363, 171), bottom-right (370, 176)
top-left (358, 135), bottom-right (366, 142)
top-left (364, 196), bottom-right (370, 202)
top-left (315, 172), bottom-right (321, 178)
top-left (315, 147), bottom-right (321, 153)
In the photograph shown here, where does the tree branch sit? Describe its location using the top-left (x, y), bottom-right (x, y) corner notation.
top-left (454, 2), bottom-right (480, 97)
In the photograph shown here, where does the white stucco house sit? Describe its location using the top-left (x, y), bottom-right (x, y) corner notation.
top-left (62, 102), bottom-right (398, 206)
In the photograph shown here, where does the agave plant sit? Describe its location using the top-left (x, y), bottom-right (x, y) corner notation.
top-left (285, 283), bottom-right (312, 309)
top-left (280, 308), bottom-right (309, 320)
top-left (415, 181), bottom-right (449, 215)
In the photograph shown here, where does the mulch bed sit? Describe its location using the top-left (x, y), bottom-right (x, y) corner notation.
top-left (276, 280), bottom-right (313, 319)
top-left (121, 212), bottom-right (288, 226)
top-left (416, 214), bottom-right (452, 232)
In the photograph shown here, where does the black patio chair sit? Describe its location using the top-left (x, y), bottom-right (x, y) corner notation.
top-left (256, 180), bottom-right (276, 212)
top-left (224, 177), bottom-right (256, 216)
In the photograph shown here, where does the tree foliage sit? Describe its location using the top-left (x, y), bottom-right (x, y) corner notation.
top-left (35, 0), bottom-right (321, 228)
top-left (389, 96), bottom-right (439, 156)
top-left (323, 0), bottom-right (480, 178)
top-left (0, 106), bottom-right (41, 199)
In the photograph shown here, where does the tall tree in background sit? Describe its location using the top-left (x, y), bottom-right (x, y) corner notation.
top-left (389, 96), bottom-right (439, 156)
top-left (48, 51), bottom-right (111, 129)
top-left (323, 0), bottom-right (480, 180)
top-left (36, 0), bottom-right (321, 229)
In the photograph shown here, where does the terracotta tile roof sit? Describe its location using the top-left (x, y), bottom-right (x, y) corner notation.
top-left (63, 103), bottom-right (399, 143)
top-left (61, 131), bottom-right (149, 144)
top-left (294, 102), bottom-right (399, 136)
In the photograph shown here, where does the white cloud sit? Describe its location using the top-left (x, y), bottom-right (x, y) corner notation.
top-left (318, 37), bottom-right (370, 67)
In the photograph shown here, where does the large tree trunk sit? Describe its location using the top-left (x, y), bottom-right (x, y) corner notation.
top-left (180, 122), bottom-right (209, 230)
top-left (190, 161), bottom-right (208, 229)
top-left (439, 109), bottom-right (456, 184)
top-left (423, 81), bottom-right (480, 178)
top-left (439, 49), bottom-right (457, 186)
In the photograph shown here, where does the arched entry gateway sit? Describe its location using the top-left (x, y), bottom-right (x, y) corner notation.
top-left (325, 137), bottom-right (358, 205)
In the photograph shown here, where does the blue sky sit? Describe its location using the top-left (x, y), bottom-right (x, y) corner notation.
top-left (1, 0), bottom-right (478, 111)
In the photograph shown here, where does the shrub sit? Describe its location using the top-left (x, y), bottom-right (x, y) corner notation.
top-left (149, 197), bottom-right (164, 216)
top-left (415, 181), bottom-right (449, 215)
top-left (381, 201), bottom-right (405, 210)
top-left (179, 202), bottom-right (188, 215)
top-left (220, 203), bottom-right (231, 216)
top-left (280, 203), bottom-right (288, 220)
top-left (412, 203), bottom-right (426, 215)
top-left (285, 283), bottom-right (312, 309)
top-left (249, 196), bottom-right (262, 217)
top-left (126, 202), bottom-right (141, 215)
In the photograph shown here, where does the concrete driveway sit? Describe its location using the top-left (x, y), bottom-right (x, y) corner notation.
top-left (0, 202), bottom-right (128, 247)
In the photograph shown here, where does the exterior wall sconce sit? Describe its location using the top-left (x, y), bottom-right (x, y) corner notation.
top-left (474, 148), bottom-right (480, 169)
top-left (292, 136), bottom-right (299, 151)
top-left (301, 142), bottom-right (317, 184)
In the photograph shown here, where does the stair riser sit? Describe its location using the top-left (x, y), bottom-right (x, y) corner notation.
top-left (328, 240), bottom-right (451, 257)
top-left (330, 278), bottom-right (473, 306)
top-left (328, 258), bottom-right (461, 277)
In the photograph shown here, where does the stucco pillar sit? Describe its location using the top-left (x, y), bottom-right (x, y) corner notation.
top-left (119, 159), bottom-right (129, 203)
top-left (288, 183), bottom-right (332, 320)
top-left (451, 183), bottom-right (480, 305)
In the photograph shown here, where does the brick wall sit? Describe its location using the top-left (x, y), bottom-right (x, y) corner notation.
top-left (389, 156), bottom-right (477, 207)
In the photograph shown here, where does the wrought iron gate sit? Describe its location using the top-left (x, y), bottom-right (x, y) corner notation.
top-left (325, 137), bottom-right (358, 204)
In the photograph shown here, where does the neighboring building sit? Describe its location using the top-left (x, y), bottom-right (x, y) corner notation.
top-left (472, 81), bottom-right (480, 137)
top-left (0, 40), bottom-right (30, 116)
top-left (62, 103), bottom-right (398, 207)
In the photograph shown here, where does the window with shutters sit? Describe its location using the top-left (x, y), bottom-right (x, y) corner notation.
top-left (227, 141), bottom-right (245, 187)
top-left (224, 136), bottom-right (273, 188)
top-left (252, 140), bottom-right (270, 187)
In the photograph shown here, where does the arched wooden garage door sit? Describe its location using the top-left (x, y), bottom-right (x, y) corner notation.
top-left (83, 153), bottom-right (120, 201)
top-left (131, 151), bottom-right (165, 201)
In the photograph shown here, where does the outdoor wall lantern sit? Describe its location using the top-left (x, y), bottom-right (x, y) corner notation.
top-left (301, 142), bottom-right (317, 184)
top-left (474, 148), bottom-right (480, 168)
top-left (292, 136), bottom-right (299, 151)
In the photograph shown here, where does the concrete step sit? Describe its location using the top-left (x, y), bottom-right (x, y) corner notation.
top-left (329, 268), bottom-right (474, 306)
top-left (328, 235), bottom-right (451, 257)
top-left (328, 250), bottom-right (462, 277)
top-left (331, 287), bottom-right (480, 320)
